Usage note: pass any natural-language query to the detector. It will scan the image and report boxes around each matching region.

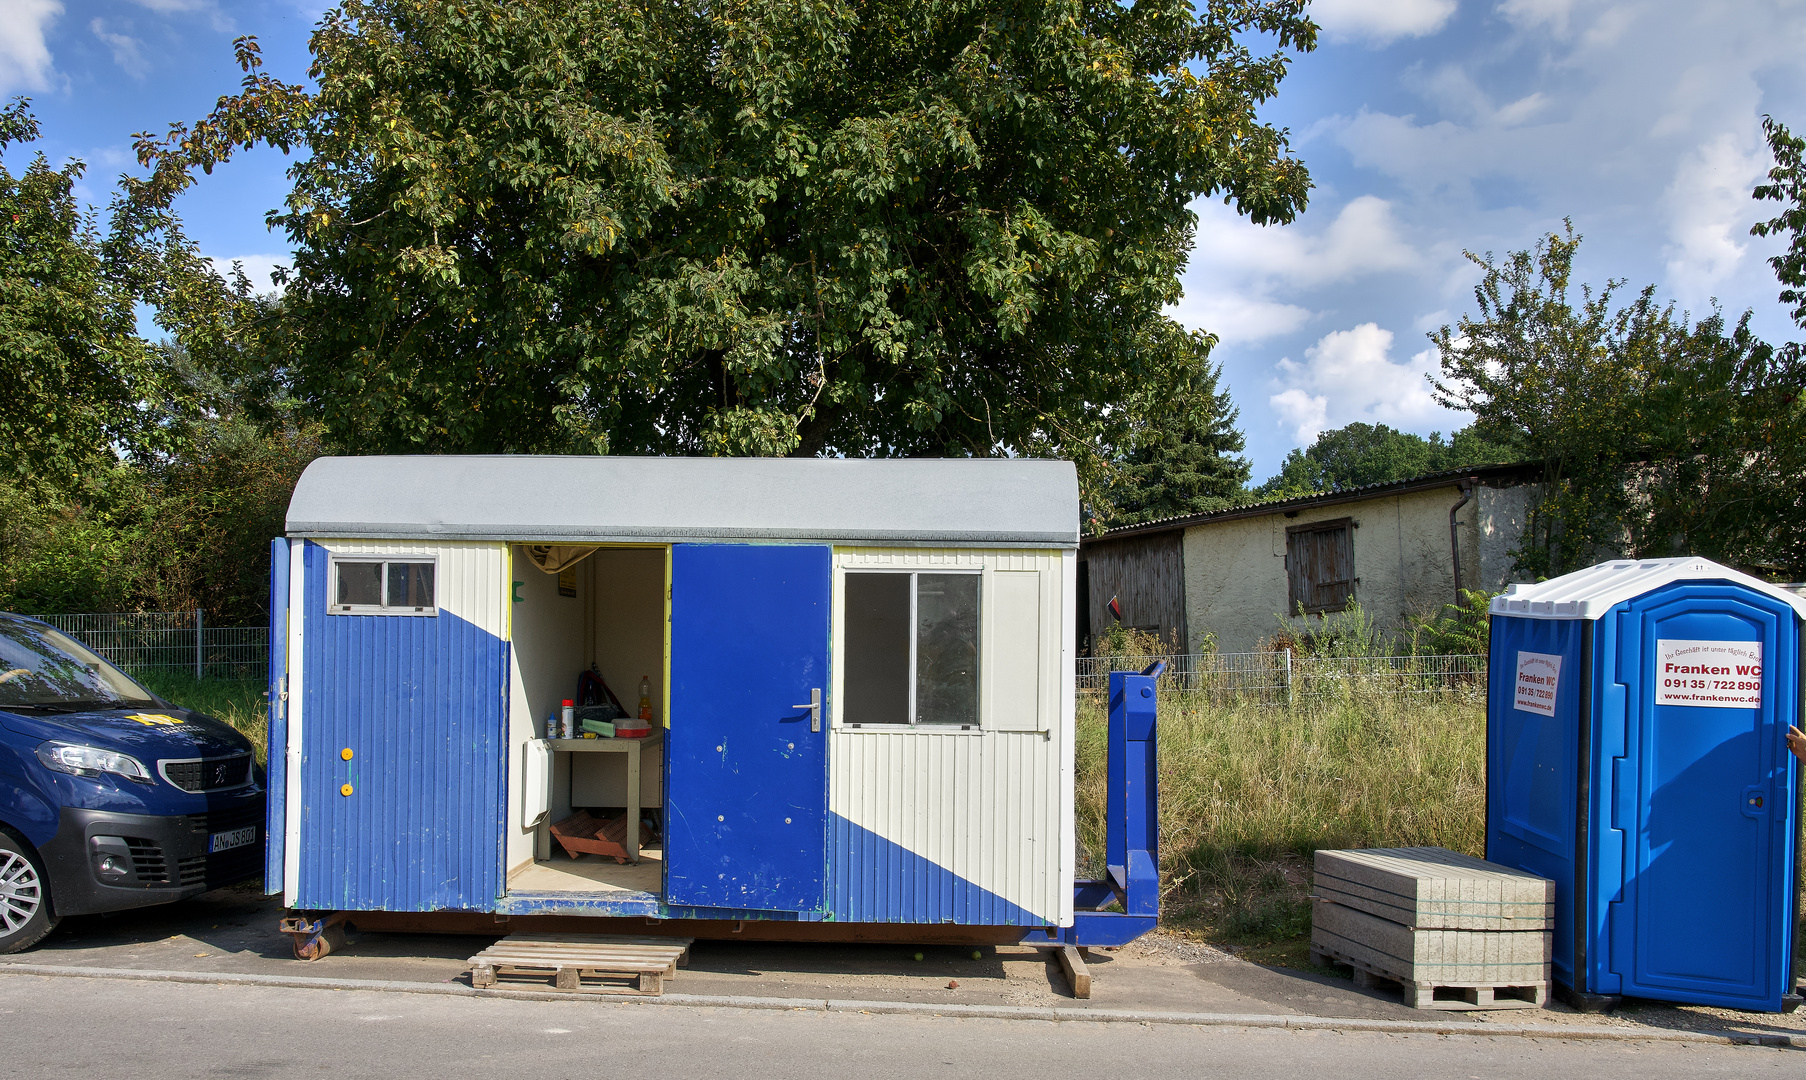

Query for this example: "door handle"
[791,688,822,733]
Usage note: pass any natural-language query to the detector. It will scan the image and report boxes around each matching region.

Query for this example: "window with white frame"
[843,570,979,726]
[329,556,438,615]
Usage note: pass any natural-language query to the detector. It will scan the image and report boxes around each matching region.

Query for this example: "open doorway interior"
[505,544,667,897]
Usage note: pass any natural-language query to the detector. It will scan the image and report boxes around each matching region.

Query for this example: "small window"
[1285,518,1355,614]
[844,571,979,727]
[330,557,437,615]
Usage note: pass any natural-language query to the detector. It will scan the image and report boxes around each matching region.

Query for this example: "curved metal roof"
[1490,556,1806,621]
[286,455,1080,548]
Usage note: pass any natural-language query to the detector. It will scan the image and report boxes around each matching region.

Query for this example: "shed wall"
[828,547,1073,925]
[1083,532,1185,652]
[1180,485,1481,653]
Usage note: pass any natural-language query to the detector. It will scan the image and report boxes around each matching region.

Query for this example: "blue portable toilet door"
[1614,586,1799,1010]
[665,544,831,913]
[295,541,509,912]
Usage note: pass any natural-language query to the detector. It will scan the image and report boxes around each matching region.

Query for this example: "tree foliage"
[1255,422,1511,499]
[0,100,228,487]
[1753,116,1806,335]
[1432,225,1806,579]
[134,2,1315,481]
[1097,347,1249,528]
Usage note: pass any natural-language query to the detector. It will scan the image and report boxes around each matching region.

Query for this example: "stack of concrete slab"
[1309,847,1554,1011]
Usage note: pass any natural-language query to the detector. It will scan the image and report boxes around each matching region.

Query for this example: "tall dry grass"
[1076,681,1486,953]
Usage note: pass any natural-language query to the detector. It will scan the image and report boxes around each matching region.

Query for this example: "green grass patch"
[1076,684,1485,966]
[134,672,269,766]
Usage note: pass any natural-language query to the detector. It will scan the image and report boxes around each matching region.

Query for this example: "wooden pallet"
[469,934,694,996]
[1310,941,1548,1012]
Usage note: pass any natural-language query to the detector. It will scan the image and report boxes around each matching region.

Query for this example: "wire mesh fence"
[1076,651,1488,704]
[33,611,268,681]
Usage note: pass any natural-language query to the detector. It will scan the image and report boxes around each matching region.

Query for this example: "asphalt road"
[1,973,1799,1080]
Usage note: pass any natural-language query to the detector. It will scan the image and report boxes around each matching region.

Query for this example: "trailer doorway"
[505,544,669,911]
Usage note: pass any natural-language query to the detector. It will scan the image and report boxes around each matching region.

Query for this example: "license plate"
[209,826,257,853]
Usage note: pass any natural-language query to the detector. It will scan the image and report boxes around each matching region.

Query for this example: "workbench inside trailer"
[266,456,1102,938]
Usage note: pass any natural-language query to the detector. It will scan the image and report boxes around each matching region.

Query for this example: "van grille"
[124,837,169,883]
[183,806,262,835]
[158,754,252,793]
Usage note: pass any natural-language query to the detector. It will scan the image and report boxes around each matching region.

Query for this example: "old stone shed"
[1080,463,1542,654]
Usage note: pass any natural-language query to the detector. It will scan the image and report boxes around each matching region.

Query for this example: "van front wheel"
[0,832,56,953]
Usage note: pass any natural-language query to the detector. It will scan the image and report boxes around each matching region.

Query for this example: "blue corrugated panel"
[265,538,289,897]
[296,542,506,911]
[827,812,1041,925]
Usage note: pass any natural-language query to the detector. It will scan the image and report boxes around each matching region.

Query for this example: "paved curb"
[1,962,1797,1048]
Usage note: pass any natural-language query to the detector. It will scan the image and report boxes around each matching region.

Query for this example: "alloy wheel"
[0,850,43,933]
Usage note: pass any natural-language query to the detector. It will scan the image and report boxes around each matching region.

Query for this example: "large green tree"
[0,101,235,488]
[135,1,1315,477]
[1432,224,1806,578]
[1254,422,1511,499]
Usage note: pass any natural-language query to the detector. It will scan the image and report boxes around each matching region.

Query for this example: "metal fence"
[34,611,268,681]
[1076,651,1488,704]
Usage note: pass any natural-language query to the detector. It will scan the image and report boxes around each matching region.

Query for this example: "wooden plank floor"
[507,851,662,895]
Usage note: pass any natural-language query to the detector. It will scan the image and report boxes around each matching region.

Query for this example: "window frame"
[327,554,440,616]
[837,567,983,731]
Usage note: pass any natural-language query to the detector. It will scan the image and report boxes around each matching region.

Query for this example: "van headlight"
[37,741,152,783]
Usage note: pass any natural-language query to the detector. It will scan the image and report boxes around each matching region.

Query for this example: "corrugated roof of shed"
[1490,556,1806,621]
[287,455,1080,548]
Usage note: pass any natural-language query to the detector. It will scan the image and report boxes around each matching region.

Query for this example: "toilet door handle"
[792,688,822,732]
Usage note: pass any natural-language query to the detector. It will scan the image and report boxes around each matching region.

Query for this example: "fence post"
[195,608,204,681]
[1281,647,1292,706]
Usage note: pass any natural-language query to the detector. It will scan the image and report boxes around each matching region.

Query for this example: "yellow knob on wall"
[341,748,354,761]
[340,783,354,797]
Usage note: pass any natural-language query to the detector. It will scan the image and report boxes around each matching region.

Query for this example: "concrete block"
[1311,900,1551,987]
[1313,846,1554,930]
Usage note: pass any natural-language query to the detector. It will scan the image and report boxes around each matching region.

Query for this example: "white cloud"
[1268,324,1459,443]
[91,19,149,80]
[0,0,60,95]
[1171,293,1312,345]
[1312,0,1458,44]
[1496,0,1578,34]
[208,254,291,293]
[1662,132,1770,302]
[1175,196,1420,344]
[127,0,232,33]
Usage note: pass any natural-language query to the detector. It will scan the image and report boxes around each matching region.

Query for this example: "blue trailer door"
[295,542,509,912]
[1613,586,1798,1010]
[666,544,831,913]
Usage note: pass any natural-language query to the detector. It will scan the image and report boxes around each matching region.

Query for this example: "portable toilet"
[1487,557,1803,1012]
[265,455,1159,952]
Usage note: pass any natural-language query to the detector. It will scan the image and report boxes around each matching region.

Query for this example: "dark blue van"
[0,613,264,952]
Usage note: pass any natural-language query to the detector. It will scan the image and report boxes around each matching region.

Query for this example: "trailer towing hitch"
[1063,663,1161,947]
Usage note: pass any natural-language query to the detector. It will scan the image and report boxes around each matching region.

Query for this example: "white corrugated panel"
[828,547,1073,924]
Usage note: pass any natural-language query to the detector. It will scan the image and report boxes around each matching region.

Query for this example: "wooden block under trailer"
[1311,901,1549,1011]
[468,934,693,996]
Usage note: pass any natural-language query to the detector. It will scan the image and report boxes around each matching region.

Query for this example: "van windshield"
[0,617,158,710]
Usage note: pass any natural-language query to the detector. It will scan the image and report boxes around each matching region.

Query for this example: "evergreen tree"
[1099,354,1251,528]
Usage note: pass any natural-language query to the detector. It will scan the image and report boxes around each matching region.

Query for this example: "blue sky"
[5,0,1804,480]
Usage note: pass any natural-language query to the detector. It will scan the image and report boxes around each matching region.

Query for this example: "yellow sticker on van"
[123,713,188,727]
